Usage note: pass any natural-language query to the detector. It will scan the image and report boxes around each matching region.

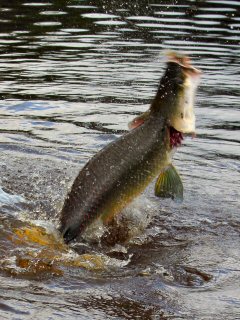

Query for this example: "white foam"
[0,187,25,207]
[82,195,156,244]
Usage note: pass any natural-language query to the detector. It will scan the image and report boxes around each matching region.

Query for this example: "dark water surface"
[0,0,240,319]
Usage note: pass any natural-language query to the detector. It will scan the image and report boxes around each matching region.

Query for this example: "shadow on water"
[0,0,240,319]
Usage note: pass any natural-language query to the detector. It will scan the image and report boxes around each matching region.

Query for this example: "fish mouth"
[167,52,202,136]
[169,126,196,148]
[169,126,184,148]
[167,51,202,75]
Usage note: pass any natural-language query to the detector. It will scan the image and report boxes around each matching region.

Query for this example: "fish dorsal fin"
[155,164,183,202]
[128,110,150,130]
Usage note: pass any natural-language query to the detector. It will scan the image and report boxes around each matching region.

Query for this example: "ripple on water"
[33,22,62,27]
[82,13,120,19]
[67,5,98,9]
[200,7,237,12]
[39,11,68,16]
[22,2,52,6]
[207,0,240,5]
[154,11,186,16]
[94,20,127,26]
[60,28,89,33]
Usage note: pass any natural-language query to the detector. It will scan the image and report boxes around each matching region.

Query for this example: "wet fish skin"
[59,54,201,243]
[60,116,170,243]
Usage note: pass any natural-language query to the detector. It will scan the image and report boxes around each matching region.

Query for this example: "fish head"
[152,52,202,135]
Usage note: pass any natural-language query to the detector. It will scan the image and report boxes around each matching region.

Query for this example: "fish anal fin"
[155,164,183,202]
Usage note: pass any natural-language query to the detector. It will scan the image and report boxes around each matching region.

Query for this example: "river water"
[0,0,240,319]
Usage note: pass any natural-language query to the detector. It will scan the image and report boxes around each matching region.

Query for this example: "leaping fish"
[59,52,201,243]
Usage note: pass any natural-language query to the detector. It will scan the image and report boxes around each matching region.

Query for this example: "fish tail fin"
[59,224,82,244]
[155,164,183,202]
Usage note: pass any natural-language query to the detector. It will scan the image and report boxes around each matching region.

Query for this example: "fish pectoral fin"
[128,110,150,130]
[154,164,183,202]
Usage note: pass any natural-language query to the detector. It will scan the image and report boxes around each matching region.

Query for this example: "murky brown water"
[0,0,240,319]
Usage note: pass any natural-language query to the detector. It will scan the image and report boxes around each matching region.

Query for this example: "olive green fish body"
[60,116,170,243]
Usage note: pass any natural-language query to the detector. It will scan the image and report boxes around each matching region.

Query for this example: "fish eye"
[176,77,184,86]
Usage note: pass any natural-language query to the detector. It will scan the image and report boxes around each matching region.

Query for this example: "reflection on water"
[0,0,240,319]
